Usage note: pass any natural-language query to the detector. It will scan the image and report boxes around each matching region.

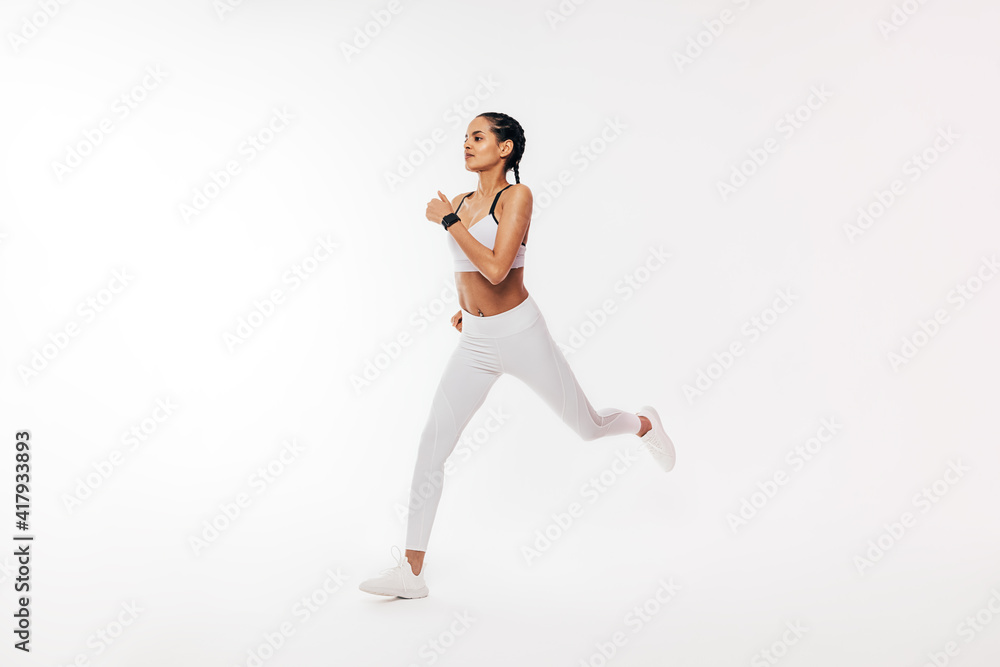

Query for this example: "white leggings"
[404,293,642,552]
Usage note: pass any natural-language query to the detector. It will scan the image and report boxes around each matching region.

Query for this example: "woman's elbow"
[488,260,509,285]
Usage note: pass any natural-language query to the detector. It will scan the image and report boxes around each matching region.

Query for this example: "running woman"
[359,112,675,599]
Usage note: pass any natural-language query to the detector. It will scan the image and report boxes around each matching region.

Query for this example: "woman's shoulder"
[496,184,532,221]
[504,183,532,198]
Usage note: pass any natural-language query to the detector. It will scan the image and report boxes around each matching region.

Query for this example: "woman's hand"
[451,310,463,332]
[425,191,455,224]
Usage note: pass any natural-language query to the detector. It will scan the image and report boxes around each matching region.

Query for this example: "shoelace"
[377,545,415,590]
[378,545,406,576]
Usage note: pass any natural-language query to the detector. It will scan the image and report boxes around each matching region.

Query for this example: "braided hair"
[476,112,526,184]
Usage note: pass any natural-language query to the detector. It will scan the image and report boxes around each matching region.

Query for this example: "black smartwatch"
[441,213,461,230]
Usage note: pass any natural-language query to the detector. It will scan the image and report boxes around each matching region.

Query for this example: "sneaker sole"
[359,583,428,599]
[639,405,675,472]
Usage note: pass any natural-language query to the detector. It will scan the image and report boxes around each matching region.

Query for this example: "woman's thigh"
[496,316,585,425]
[417,333,503,457]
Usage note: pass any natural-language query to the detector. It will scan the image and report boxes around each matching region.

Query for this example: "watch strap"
[442,212,461,230]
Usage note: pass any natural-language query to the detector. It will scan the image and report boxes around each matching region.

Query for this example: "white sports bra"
[446,184,526,273]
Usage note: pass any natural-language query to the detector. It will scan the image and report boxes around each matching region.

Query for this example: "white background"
[2,0,999,665]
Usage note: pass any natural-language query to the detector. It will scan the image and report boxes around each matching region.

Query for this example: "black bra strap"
[455,192,474,214]
[489,184,514,217]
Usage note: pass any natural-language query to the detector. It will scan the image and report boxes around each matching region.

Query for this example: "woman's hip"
[460,293,542,339]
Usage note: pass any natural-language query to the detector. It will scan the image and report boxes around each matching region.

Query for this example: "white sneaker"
[358,545,429,599]
[637,405,675,472]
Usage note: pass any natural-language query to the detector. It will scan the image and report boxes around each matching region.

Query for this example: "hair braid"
[476,112,526,184]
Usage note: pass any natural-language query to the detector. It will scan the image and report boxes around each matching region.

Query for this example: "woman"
[359,112,675,599]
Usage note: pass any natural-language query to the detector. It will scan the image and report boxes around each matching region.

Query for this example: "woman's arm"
[448,184,532,284]
[485,184,531,284]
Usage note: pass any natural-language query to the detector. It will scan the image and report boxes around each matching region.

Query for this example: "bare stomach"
[456,267,528,317]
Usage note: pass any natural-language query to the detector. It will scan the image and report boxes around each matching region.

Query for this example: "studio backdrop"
[1,0,998,666]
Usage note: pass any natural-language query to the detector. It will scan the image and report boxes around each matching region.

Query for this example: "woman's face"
[464,117,508,171]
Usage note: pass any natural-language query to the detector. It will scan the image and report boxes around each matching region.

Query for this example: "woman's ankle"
[405,549,425,576]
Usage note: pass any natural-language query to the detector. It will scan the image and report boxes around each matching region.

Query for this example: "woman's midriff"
[456,267,528,317]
